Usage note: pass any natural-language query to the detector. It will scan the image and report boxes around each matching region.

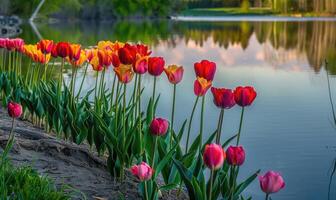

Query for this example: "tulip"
[203,143,226,170]
[259,171,285,199]
[69,44,81,61]
[131,162,153,181]
[85,49,95,62]
[0,38,7,48]
[164,65,184,84]
[37,39,54,54]
[118,43,137,65]
[133,56,148,74]
[98,50,112,67]
[90,56,104,72]
[111,53,120,68]
[12,38,25,52]
[226,146,245,166]
[56,42,70,58]
[136,44,151,57]
[114,65,134,84]
[148,57,165,76]
[150,118,169,136]
[234,86,257,107]
[211,87,236,109]
[51,43,58,58]
[194,77,212,96]
[194,60,216,81]
[5,39,15,51]
[234,86,257,145]
[69,50,86,67]
[7,102,22,118]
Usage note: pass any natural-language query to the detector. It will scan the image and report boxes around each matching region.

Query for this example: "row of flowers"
[0,37,284,200]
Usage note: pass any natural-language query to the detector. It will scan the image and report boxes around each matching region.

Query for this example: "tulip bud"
[211,87,236,109]
[194,60,216,81]
[150,118,169,136]
[234,86,257,107]
[148,57,165,76]
[164,65,184,84]
[131,162,153,181]
[203,143,226,170]
[259,171,285,194]
[194,77,212,96]
[226,146,245,166]
[56,42,70,58]
[7,102,22,118]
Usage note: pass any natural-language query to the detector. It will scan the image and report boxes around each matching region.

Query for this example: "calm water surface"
[13,20,336,200]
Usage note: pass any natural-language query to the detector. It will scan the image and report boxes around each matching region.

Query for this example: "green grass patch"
[0,160,70,200]
[180,7,275,16]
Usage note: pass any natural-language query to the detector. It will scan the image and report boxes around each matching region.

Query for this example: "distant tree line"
[184,0,336,13]
[1,0,186,19]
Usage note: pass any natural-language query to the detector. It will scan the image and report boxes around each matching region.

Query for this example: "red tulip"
[136,44,151,57]
[0,38,7,48]
[234,86,257,107]
[7,102,22,118]
[148,57,165,76]
[118,43,137,65]
[12,38,25,52]
[111,53,120,68]
[259,171,285,194]
[51,43,58,58]
[194,77,212,96]
[37,39,54,54]
[85,49,95,62]
[211,87,236,109]
[194,60,216,81]
[164,65,184,84]
[226,146,245,166]
[56,42,70,58]
[133,56,148,74]
[203,143,226,170]
[150,117,169,136]
[114,65,134,84]
[131,162,153,181]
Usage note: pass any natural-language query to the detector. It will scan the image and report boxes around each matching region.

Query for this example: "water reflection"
[17,20,336,74]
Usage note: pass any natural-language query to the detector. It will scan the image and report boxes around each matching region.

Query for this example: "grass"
[180,7,275,16]
[0,158,69,200]
[180,7,336,17]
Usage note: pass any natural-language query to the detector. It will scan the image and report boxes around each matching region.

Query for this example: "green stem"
[209,169,214,200]
[144,181,149,200]
[215,109,224,144]
[110,73,117,112]
[137,75,143,154]
[121,84,127,180]
[43,53,48,80]
[151,136,158,168]
[199,96,205,151]
[94,71,99,100]
[114,81,120,135]
[76,63,88,99]
[265,194,269,200]
[236,107,245,146]
[185,96,199,153]
[152,76,157,103]
[170,84,176,149]
[60,58,64,87]
[8,117,15,142]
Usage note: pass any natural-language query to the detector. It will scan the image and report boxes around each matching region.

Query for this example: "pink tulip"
[150,118,169,136]
[0,38,7,48]
[259,171,285,194]
[226,146,245,166]
[203,143,226,170]
[7,102,22,118]
[211,87,236,109]
[131,162,153,181]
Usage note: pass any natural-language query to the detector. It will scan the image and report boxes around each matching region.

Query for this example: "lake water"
[13,19,336,199]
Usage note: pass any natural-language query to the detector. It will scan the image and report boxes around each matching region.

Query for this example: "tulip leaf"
[234,169,260,199]
[172,159,196,200]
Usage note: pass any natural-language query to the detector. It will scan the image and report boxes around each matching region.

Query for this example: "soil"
[0,108,188,200]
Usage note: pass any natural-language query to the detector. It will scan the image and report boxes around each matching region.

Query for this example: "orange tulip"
[37,39,54,54]
[114,65,134,84]
[164,65,184,84]
[194,77,212,96]
[69,50,87,67]
[69,44,81,61]
[98,49,112,67]
[90,55,103,71]
[133,56,148,74]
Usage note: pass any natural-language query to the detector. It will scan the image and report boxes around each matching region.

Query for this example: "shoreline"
[171,15,336,22]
